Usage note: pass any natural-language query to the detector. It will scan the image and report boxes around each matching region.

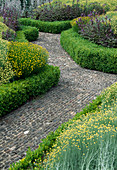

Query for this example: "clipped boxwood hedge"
[0,65,60,117]
[18,18,72,34]
[19,25,39,41]
[60,28,117,74]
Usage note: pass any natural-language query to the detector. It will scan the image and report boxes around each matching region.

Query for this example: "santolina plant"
[7,42,49,79]
[41,100,117,170]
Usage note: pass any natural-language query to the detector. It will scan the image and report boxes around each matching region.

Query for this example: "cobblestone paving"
[0,32,117,169]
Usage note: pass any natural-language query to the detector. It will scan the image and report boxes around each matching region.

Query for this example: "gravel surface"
[0,32,117,169]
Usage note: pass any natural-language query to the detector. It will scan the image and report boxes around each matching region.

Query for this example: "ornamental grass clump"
[7,42,49,79]
[77,13,117,48]
[42,100,117,170]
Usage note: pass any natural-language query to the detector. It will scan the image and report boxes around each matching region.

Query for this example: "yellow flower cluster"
[43,98,117,169]
[7,42,49,78]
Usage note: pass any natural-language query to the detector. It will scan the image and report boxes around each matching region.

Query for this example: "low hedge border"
[15,25,39,42]
[60,28,117,74]
[0,65,60,117]
[19,25,39,41]
[18,18,72,34]
[9,93,102,169]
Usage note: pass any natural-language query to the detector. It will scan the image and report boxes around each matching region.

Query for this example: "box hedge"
[60,28,117,74]
[19,25,39,41]
[18,18,71,34]
[0,65,60,117]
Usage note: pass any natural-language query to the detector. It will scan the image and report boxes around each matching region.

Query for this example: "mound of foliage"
[78,14,117,48]
[42,101,117,170]
[33,1,106,22]
[7,41,49,80]
[52,0,116,11]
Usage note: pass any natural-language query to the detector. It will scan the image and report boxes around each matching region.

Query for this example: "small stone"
[10,146,16,151]
[24,131,29,135]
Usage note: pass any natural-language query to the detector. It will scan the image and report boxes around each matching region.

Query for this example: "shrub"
[60,29,117,73]
[77,14,117,48]
[0,21,9,38]
[83,2,109,15]
[33,1,83,22]
[52,0,115,11]
[42,101,117,170]
[18,18,71,34]
[70,16,91,32]
[111,16,117,36]
[2,28,16,41]
[19,25,39,41]
[99,11,117,36]
[7,42,49,79]
[0,64,60,117]
[15,30,28,42]
[0,3,21,31]
[0,38,14,85]
[101,82,117,109]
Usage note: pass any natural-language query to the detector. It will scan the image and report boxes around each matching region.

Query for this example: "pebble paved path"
[0,32,117,169]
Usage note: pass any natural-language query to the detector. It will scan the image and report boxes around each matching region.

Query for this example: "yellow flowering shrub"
[7,42,49,79]
[101,82,117,107]
[43,101,117,169]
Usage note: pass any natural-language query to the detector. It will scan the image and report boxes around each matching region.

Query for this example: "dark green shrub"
[0,65,60,117]
[18,18,71,33]
[19,25,39,41]
[60,29,117,73]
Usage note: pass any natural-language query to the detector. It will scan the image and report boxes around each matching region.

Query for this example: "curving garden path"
[0,32,117,169]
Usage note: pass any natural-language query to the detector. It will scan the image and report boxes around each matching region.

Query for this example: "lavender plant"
[77,13,117,48]
[2,28,16,41]
[33,1,83,21]
[0,3,21,31]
